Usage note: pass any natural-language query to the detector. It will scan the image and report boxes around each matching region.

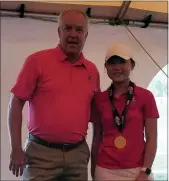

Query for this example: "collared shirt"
[10,45,100,143]
[95,84,159,169]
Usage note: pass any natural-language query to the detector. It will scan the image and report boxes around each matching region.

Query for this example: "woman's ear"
[130,58,135,70]
[131,64,134,70]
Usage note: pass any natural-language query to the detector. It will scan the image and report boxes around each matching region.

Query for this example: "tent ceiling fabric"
[39,1,123,7]
[1,1,168,24]
[129,1,168,14]
[38,1,168,14]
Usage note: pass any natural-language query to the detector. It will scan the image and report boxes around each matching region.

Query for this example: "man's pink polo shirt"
[10,45,100,143]
[95,84,159,169]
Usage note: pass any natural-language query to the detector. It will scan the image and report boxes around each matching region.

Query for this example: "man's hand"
[135,171,149,181]
[9,148,26,177]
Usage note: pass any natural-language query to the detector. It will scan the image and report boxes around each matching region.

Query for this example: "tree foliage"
[148,65,167,97]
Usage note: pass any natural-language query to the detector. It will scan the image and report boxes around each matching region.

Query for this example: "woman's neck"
[113,79,130,95]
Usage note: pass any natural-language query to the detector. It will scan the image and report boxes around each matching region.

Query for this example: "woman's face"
[105,57,133,83]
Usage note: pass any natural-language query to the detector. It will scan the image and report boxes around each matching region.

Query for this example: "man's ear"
[85,31,88,39]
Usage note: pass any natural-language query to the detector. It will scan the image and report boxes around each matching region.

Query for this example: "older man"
[8,9,100,181]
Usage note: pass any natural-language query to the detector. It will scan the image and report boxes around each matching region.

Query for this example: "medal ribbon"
[108,81,134,132]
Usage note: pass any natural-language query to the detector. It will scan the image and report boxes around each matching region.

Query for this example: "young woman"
[91,44,159,181]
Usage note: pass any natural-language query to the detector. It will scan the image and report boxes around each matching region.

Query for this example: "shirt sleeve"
[90,94,101,124]
[96,70,101,93]
[90,71,101,124]
[143,90,160,119]
[10,55,40,101]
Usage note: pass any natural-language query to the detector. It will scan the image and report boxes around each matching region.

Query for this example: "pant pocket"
[24,139,32,153]
[79,141,90,164]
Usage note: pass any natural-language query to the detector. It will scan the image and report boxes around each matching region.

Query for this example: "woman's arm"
[91,120,103,179]
[143,117,157,168]
[90,94,102,179]
[136,117,158,181]
[141,91,159,169]
[136,91,159,180]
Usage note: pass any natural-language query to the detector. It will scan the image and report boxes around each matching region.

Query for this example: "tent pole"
[115,1,131,22]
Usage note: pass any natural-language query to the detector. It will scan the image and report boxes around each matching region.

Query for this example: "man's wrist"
[11,144,22,151]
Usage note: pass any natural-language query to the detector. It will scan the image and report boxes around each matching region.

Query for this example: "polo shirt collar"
[106,82,138,99]
[55,45,87,67]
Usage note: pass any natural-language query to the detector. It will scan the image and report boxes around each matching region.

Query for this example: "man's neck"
[67,54,80,63]
[59,44,81,63]
[113,79,130,95]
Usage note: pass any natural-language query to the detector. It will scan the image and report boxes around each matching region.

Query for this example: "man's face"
[58,11,88,56]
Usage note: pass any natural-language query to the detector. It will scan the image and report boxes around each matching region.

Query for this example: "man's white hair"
[58,9,89,29]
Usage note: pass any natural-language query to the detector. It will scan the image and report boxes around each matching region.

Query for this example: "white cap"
[105,44,133,62]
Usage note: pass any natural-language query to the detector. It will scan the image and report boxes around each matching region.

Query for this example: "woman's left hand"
[135,171,149,181]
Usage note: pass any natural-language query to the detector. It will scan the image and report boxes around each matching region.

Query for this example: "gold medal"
[114,136,127,149]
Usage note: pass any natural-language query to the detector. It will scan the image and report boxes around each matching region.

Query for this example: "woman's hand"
[135,171,149,181]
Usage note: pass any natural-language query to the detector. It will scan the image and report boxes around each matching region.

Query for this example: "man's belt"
[28,133,85,151]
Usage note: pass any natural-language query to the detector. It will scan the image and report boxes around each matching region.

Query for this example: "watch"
[141,167,151,175]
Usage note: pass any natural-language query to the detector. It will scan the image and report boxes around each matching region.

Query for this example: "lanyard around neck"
[108,81,135,132]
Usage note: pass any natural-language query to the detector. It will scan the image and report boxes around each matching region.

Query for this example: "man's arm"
[7,94,27,177]
[7,94,26,150]
[8,54,39,177]
[8,55,38,148]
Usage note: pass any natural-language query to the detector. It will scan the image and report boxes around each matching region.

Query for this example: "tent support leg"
[115,1,131,23]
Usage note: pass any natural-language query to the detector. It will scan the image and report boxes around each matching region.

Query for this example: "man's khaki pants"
[23,139,90,181]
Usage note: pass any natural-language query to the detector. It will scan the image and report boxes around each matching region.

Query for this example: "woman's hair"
[104,57,136,69]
